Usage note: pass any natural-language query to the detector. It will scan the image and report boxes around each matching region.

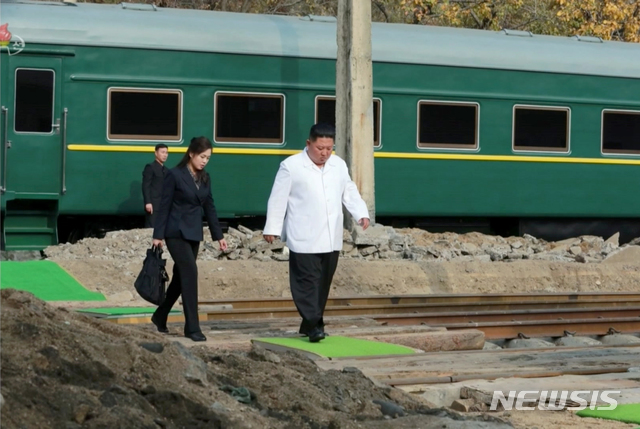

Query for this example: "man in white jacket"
[263,123,370,342]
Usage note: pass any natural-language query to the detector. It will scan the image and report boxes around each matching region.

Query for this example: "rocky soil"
[43,224,631,264]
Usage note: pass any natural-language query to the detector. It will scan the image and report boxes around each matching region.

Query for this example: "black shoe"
[151,313,169,333]
[301,327,329,337]
[308,328,325,343]
[186,332,207,342]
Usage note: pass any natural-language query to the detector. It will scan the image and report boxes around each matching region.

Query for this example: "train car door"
[3,55,63,196]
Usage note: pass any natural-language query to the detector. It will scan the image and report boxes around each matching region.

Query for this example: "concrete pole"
[336,0,375,224]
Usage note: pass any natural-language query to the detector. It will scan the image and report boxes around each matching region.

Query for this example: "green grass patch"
[1,260,106,301]
[254,335,416,358]
[577,403,640,424]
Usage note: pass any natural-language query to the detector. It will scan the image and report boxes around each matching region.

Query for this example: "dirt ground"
[54,258,640,306]
[503,410,636,429]
[2,289,517,429]
[39,226,640,304]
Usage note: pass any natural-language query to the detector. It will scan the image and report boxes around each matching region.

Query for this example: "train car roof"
[3,0,640,79]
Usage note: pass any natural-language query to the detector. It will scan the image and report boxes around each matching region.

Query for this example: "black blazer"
[142,161,166,207]
[153,166,224,242]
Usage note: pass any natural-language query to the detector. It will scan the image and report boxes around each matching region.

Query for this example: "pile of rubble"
[43,224,633,264]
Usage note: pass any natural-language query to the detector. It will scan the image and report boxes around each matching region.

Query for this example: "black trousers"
[154,238,201,335]
[289,250,340,334]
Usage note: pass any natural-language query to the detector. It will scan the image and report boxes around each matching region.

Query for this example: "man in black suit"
[142,144,169,228]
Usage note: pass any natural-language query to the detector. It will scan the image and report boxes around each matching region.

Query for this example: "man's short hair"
[155,144,168,151]
[309,123,335,141]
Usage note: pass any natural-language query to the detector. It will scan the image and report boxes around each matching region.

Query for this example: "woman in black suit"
[151,137,228,342]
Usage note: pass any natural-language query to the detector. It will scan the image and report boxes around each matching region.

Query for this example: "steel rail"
[374,306,640,325]
[199,292,640,309]
[199,300,640,320]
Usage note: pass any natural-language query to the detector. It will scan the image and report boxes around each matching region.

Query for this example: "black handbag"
[134,245,169,305]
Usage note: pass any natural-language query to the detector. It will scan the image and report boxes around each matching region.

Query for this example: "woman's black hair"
[177,137,212,183]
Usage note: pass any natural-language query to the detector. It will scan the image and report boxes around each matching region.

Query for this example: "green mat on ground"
[0,260,106,301]
[253,336,416,358]
[78,307,180,317]
[577,403,640,424]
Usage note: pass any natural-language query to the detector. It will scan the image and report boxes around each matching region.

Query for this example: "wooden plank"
[316,346,640,383]
[328,343,640,360]
[398,372,640,408]
[354,329,484,352]
[460,374,640,401]
[460,374,640,410]
[321,344,640,368]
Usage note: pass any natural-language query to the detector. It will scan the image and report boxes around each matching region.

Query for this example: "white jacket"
[264,148,369,253]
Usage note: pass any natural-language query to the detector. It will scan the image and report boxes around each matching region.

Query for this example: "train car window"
[513,106,570,152]
[315,96,382,147]
[602,110,640,154]
[417,101,478,149]
[214,92,284,144]
[108,88,182,141]
[15,69,54,133]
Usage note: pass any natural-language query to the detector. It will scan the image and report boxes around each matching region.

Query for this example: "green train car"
[2,1,640,250]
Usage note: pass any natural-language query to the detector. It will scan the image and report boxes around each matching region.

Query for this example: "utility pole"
[335,0,375,224]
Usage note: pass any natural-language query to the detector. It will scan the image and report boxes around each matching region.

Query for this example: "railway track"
[199,292,640,308]
[189,294,640,400]
[194,293,640,340]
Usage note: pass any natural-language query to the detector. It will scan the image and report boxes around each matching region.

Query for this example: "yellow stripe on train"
[66,144,640,165]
